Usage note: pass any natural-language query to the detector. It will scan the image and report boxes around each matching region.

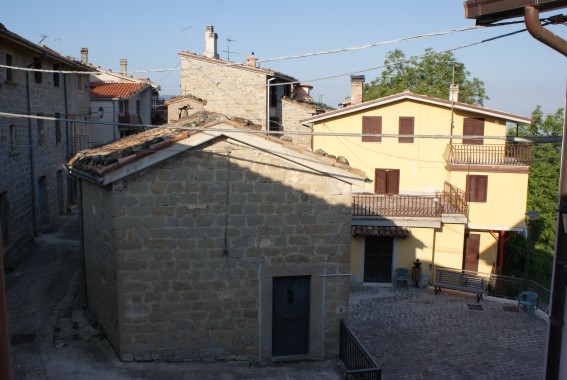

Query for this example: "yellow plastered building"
[302,86,532,284]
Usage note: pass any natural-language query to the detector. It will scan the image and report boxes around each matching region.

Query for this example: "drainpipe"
[524,6,567,380]
[25,70,37,236]
[266,78,275,131]
[524,6,567,57]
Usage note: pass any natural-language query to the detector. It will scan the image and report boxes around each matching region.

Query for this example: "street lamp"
[98,106,104,119]
[524,210,539,288]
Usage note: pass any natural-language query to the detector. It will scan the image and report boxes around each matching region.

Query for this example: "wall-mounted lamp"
[98,106,104,119]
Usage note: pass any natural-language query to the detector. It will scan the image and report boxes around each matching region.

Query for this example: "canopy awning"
[351,225,411,238]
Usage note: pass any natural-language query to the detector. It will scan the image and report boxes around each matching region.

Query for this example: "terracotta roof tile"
[90,82,148,99]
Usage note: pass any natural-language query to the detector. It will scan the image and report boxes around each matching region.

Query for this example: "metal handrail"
[340,319,382,379]
[444,143,532,166]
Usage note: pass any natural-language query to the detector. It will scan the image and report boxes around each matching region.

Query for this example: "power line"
[0,111,561,143]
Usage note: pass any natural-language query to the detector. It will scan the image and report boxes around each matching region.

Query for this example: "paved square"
[348,285,548,379]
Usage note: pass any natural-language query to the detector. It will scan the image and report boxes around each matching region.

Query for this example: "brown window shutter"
[463,118,484,145]
[387,169,400,194]
[466,175,488,202]
[374,169,387,194]
[362,116,381,142]
[399,117,414,143]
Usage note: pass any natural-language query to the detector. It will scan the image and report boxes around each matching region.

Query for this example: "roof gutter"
[524,5,567,57]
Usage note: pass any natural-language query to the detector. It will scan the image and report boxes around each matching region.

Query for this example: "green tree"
[504,106,563,286]
[363,48,488,106]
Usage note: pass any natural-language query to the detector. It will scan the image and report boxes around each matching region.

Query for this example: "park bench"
[433,267,487,302]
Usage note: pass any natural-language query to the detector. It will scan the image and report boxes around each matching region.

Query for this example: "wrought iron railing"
[486,275,550,313]
[443,143,532,166]
[431,266,550,313]
[340,319,382,380]
[352,182,468,218]
[439,181,469,216]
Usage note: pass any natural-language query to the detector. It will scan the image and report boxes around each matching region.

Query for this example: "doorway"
[272,276,310,356]
[364,236,394,282]
[464,233,480,272]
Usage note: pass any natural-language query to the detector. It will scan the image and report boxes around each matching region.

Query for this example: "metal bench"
[433,267,487,302]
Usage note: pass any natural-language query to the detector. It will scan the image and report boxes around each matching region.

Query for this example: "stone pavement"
[348,285,548,380]
[4,212,548,379]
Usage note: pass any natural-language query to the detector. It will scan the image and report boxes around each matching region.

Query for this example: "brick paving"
[348,285,547,380]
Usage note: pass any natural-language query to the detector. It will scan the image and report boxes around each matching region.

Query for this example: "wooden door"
[272,276,310,356]
[364,236,394,282]
[464,233,480,272]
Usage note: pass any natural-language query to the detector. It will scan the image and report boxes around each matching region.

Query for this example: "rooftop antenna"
[222,37,239,61]
[181,26,192,51]
[38,34,48,45]
[54,37,62,53]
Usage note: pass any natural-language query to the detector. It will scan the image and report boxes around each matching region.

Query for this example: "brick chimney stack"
[120,58,128,75]
[246,52,257,67]
[80,48,88,64]
[203,25,219,59]
[350,75,365,105]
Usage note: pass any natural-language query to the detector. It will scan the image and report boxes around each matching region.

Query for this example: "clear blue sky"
[4,0,566,117]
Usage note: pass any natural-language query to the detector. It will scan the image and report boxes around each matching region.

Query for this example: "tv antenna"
[38,34,48,45]
[54,37,62,53]
[181,26,192,51]
[222,37,239,61]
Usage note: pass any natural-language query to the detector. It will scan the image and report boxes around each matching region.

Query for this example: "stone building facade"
[178,25,326,148]
[0,24,92,265]
[68,114,365,362]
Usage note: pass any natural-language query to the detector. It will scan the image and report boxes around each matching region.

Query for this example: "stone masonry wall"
[108,137,352,361]
[180,56,267,128]
[0,40,90,266]
[82,181,120,350]
[281,98,317,150]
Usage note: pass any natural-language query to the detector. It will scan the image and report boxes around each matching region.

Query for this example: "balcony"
[444,143,532,166]
[352,182,468,218]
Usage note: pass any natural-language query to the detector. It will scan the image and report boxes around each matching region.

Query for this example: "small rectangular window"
[399,117,414,144]
[9,125,17,151]
[6,54,13,82]
[119,100,129,115]
[270,85,277,107]
[466,175,488,202]
[136,100,141,116]
[374,168,400,195]
[362,116,382,142]
[77,73,82,91]
[463,118,485,145]
[34,59,42,84]
[53,64,60,87]
[55,113,62,144]
[37,118,45,145]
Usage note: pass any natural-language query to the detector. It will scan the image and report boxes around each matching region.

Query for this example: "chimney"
[246,52,257,67]
[350,75,365,105]
[449,83,459,102]
[203,25,219,59]
[120,58,128,75]
[80,48,88,64]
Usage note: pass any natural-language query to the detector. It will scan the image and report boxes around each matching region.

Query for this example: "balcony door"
[374,169,399,195]
[364,236,393,283]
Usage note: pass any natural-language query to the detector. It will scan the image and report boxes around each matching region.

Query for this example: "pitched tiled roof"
[301,90,532,125]
[90,82,148,99]
[67,110,365,184]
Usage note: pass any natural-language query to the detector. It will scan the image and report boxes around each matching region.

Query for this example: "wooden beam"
[464,0,567,24]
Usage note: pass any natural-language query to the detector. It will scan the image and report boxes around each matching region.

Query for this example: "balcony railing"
[340,319,382,379]
[353,182,468,218]
[443,143,532,166]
